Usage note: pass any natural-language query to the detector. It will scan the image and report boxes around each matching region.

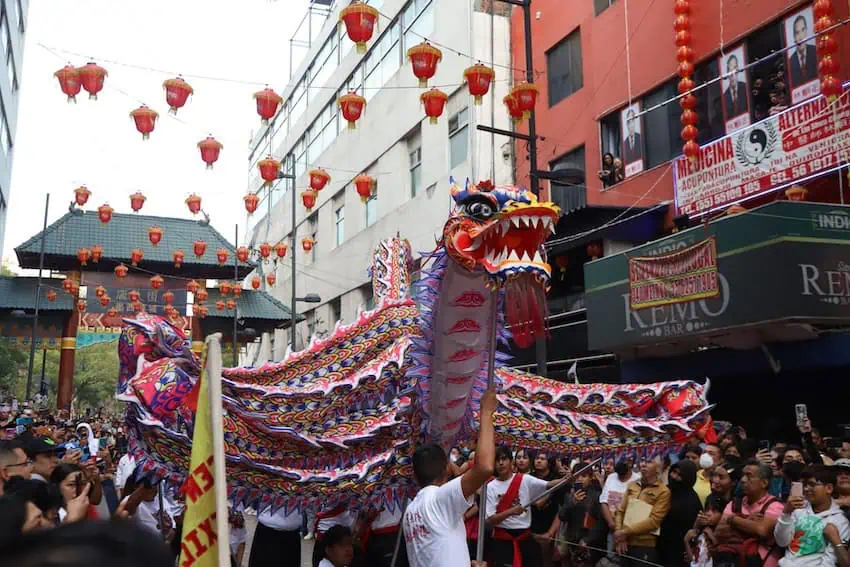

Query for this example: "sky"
[2,0,312,269]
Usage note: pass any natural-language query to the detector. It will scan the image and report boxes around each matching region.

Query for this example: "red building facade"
[511,0,850,217]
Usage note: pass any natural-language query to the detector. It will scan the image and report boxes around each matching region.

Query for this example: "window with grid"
[546,29,583,106]
[309,34,338,102]
[594,0,617,16]
[403,0,434,51]
[335,205,345,246]
[409,146,422,197]
[364,21,401,102]
[448,107,469,169]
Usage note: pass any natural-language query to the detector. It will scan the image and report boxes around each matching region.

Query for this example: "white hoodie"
[775,500,850,566]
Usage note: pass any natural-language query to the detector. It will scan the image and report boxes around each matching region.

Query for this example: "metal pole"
[290,175,298,352]
[26,193,49,401]
[233,224,239,367]
[157,481,166,539]
[475,290,500,562]
[39,349,47,398]
[388,498,409,567]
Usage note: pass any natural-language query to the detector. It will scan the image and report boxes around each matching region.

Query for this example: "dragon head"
[443,179,560,347]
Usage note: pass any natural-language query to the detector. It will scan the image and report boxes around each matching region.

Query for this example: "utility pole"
[477,0,548,377]
[26,194,50,400]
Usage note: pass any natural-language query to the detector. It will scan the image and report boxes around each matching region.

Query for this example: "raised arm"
[460,388,497,500]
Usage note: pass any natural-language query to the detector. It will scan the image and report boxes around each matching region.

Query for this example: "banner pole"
[475,290,500,563]
[205,333,231,567]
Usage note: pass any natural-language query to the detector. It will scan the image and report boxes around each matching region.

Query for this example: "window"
[290,79,307,127]
[0,99,11,156]
[309,34,338,103]
[334,205,345,246]
[0,11,8,64]
[409,146,422,197]
[745,22,787,122]
[14,0,23,33]
[549,146,586,209]
[6,55,15,92]
[600,113,621,160]
[546,29,583,106]
[330,297,342,325]
[307,310,316,339]
[642,82,680,169]
[403,0,435,51]
[363,21,401,102]
[448,107,469,169]
[362,285,375,311]
[594,0,617,15]
[366,193,377,227]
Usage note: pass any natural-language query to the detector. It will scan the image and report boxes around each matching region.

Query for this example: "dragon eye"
[466,201,494,220]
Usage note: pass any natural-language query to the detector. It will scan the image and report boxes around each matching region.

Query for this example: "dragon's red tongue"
[504,273,549,348]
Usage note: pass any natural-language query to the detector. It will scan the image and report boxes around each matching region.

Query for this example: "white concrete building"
[245,0,513,358]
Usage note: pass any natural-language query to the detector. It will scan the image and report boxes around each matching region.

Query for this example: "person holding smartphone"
[49,463,93,523]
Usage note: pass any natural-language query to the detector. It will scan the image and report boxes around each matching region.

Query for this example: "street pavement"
[241,513,314,567]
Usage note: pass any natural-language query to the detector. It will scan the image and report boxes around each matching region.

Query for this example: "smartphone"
[74,474,83,497]
[80,447,90,462]
[791,481,804,498]
[795,404,808,427]
[759,440,771,452]
[98,438,107,450]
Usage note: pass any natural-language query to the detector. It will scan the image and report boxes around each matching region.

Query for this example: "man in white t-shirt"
[248,505,302,567]
[485,445,562,567]
[403,388,498,567]
[600,458,640,558]
[114,453,136,498]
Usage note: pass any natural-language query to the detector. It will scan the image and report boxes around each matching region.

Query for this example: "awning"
[546,202,670,256]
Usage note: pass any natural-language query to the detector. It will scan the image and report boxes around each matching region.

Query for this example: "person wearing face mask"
[659,460,704,567]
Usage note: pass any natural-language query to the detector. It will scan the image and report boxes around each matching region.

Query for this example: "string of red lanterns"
[674,0,700,161]
[814,0,841,100]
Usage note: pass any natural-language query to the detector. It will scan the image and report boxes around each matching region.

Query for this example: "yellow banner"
[178,349,220,567]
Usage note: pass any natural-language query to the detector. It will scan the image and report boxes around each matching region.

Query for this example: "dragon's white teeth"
[532,250,544,263]
[501,220,510,234]
[520,251,532,262]
[508,250,520,262]
[511,216,521,228]
[541,217,552,229]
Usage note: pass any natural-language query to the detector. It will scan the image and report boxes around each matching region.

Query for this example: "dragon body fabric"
[118,181,711,514]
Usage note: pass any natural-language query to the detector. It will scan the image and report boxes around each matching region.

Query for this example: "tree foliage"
[0,340,27,395]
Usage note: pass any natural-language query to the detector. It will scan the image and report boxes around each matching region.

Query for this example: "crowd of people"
[2,395,850,567]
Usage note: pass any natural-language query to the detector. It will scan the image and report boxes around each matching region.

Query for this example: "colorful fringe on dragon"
[116,180,712,514]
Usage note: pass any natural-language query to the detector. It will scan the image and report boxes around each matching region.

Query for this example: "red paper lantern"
[680,110,698,126]
[219,281,232,295]
[77,62,107,100]
[74,185,90,207]
[339,0,379,53]
[196,288,208,303]
[226,299,237,311]
[216,300,225,311]
[822,75,842,100]
[150,275,164,290]
[232,286,242,298]
[309,168,331,192]
[251,276,261,290]
[818,33,839,55]
[673,0,690,14]
[97,203,114,224]
[130,105,159,140]
[106,307,118,318]
[162,76,193,114]
[94,285,106,298]
[819,54,840,76]
[78,299,87,313]
[63,277,75,293]
[302,237,315,252]
[129,191,146,213]
[673,14,690,32]
[163,291,174,305]
[676,46,695,63]
[421,88,448,125]
[354,173,374,203]
[148,226,163,247]
[216,248,229,266]
[194,304,208,318]
[266,273,276,287]
[587,242,602,259]
[275,242,288,259]
[197,136,223,169]
[133,301,144,313]
[128,290,140,303]
[338,92,367,129]
[173,250,185,268]
[54,65,81,102]
[407,42,442,88]
[681,125,698,141]
[302,189,318,211]
[259,242,271,259]
[258,156,281,186]
[679,94,697,111]
[185,194,202,215]
[99,294,111,307]
[187,280,200,294]
[237,246,250,263]
[130,248,144,266]
[244,193,260,215]
[164,305,176,319]
[77,248,90,266]
[69,280,80,296]
[510,82,540,118]
[114,264,129,279]
[464,63,495,105]
[90,244,103,264]
[675,30,692,47]
[503,94,524,124]
[683,140,700,160]
[46,290,57,302]
[253,88,283,124]
[786,186,809,202]
[677,61,695,79]
[678,78,695,94]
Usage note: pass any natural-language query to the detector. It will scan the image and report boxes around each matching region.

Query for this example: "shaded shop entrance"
[584,200,850,441]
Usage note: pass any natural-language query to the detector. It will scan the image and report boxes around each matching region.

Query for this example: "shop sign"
[674,86,850,216]
[628,237,719,310]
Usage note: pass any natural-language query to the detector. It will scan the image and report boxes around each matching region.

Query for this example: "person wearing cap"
[26,436,61,482]
[834,458,850,524]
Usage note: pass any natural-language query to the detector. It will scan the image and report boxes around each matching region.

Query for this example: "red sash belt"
[314,505,345,536]
[362,523,398,547]
[492,527,531,567]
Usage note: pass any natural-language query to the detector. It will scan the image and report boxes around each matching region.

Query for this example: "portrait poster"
[620,102,644,177]
[784,6,820,105]
[719,45,751,133]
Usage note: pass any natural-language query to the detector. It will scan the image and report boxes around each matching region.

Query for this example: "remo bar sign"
[628,237,720,310]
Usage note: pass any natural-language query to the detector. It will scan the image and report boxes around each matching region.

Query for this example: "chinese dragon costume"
[117,180,712,514]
